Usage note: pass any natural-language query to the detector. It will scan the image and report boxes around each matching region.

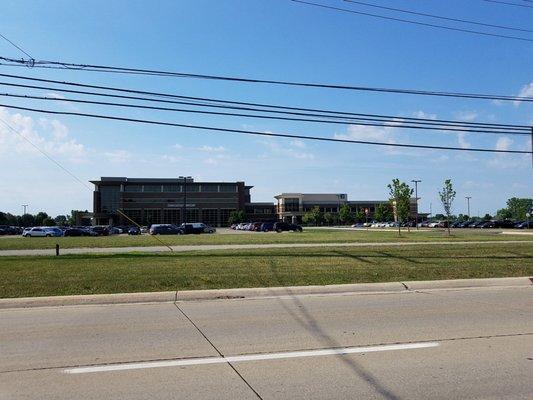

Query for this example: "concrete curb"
[0,277,531,309]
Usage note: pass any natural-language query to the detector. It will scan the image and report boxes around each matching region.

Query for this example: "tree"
[506,198,533,220]
[496,207,512,220]
[338,204,353,225]
[302,206,323,226]
[354,210,365,223]
[42,217,56,226]
[19,213,35,227]
[34,212,49,226]
[439,179,456,236]
[54,215,68,226]
[228,210,246,225]
[374,203,393,222]
[388,179,413,235]
[323,212,335,226]
[483,213,492,221]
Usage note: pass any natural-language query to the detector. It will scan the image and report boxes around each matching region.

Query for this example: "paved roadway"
[1,286,532,399]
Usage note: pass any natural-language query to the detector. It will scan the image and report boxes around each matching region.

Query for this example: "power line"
[344,0,533,33]
[291,0,533,42]
[0,33,33,59]
[1,56,532,103]
[2,92,530,136]
[0,102,530,154]
[483,0,533,8]
[0,73,529,130]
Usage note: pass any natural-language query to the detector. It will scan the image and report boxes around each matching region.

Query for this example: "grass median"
[0,229,531,251]
[1,242,531,298]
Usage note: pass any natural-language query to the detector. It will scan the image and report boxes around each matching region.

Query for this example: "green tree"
[338,204,353,225]
[439,179,456,236]
[354,210,365,223]
[496,208,512,220]
[388,179,413,235]
[20,214,35,227]
[483,213,492,221]
[374,203,393,222]
[302,206,323,226]
[34,212,49,226]
[323,212,334,226]
[42,217,56,226]
[54,215,68,226]
[506,197,533,220]
[228,210,246,225]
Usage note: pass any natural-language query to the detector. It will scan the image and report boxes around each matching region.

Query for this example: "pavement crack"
[173,302,264,400]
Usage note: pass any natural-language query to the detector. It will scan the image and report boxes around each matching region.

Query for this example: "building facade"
[91,177,252,226]
[274,193,418,223]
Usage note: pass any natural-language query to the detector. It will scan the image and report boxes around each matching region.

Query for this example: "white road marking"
[64,341,439,374]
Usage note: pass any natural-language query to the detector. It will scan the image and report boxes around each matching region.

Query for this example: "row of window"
[123,184,238,193]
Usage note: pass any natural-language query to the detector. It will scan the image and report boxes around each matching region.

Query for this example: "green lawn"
[1,242,531,298]
[0,229,531,251]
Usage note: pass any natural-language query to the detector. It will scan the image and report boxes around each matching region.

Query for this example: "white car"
[22,227,51,237]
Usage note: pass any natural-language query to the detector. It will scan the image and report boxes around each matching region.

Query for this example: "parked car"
[108,227,122,235]
[273,222,303,233]
[514,221,531,229]
[180,223,216,234]
[128,226,141,235]
[450,221,463,229]
[251,222,263,231]
[479,221,496,229]
[495,220,516,229]
[90,226,109,236]
[44,227,63,237]
[22,227,50,237]
[260,221,275,232]
[0,225,20,235]
[149,224,183,235]
[468,221,484,228]
[63,227,93,236]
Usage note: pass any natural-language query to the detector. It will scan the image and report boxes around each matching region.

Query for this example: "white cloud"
[0,107,85,161]
[104,149,131,163]
[457,133,471,149]
[173,143,183,150]
[290,139,306,148]
[335,124,396,142]
[455,111,478,122]
[495,136,513,151]
[262,137,315,160]
[161,154,181,163]
[514,82,533,106]
[413,111,437,120]
[197,145,226,153]
[45,92,65,100]
[462,181,495,190]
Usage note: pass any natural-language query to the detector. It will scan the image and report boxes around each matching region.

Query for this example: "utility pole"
[22,204,28,215]
[465,196,471,218]
[179,176,192,225]
[411,180,421,230]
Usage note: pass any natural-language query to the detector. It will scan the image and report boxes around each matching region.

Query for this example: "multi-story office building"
[274,193,418,223]
[91,177,253,226]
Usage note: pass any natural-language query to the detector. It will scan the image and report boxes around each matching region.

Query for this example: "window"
[185,208,199,222]
[202,184,219,193]
[100,186,120,213]
[284,198,299,212]
[163,185,181,193]
[123,209,142,224]
[143,209,162,225]
[201,209,218,226]
[144,185,161,193]
[163,209,180,224]
[124,185,142,192]
[219,185,237,193]
[219,209,236,227]
[186,184,200,192]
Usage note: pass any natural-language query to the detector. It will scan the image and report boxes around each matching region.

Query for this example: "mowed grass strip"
[0,229,531,251]
[1,242,531,298]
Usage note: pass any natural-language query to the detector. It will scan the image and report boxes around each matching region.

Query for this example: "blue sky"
[0,0,531,217]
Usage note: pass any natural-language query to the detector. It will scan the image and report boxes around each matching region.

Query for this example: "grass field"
[0,229,531,251]
[1,242,531,298]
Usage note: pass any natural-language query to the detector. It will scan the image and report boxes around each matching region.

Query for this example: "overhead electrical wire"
[0,74,529,133]
[0,33,33,59]
[290,0,533,42]
[483,0,533,9]
[1,57,533,103]
[0,102,530,154]
[1,92,530,136]
[343,0,533,32]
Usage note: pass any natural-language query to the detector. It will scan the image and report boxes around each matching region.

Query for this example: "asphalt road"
[1,287,532,399]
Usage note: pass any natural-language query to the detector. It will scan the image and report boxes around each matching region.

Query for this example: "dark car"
[128,226,141,235]
[90,226,109,236]
[180,223,216,234]
[479,221,496,229]
[252,222,263,231]
[514,221,531,229]
[149,224,183,235]
[63,227,92,237]
[495,220,516,229]
[273,222,303,233]
[468,221,483,228]
[260,222,276,232]
[450,221,463,228]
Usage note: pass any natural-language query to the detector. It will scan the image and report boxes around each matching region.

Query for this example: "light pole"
[22,204,28,215]
[411,180,421,230]
[179,176,193,225]
[465,196,471,218]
